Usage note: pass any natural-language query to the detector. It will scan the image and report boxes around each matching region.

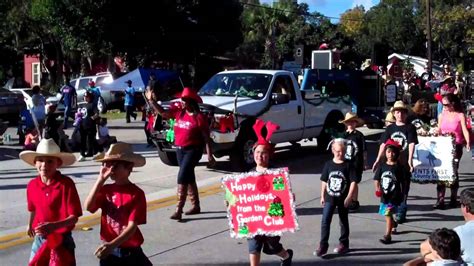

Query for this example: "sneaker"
[78,156,86,162]
[391,221,398,234]
[281,249,293,266]
[314,245,328,257]
[333,243,349,254]
[379,235,392,244]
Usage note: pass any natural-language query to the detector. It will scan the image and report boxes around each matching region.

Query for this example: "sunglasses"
[442,103,452,107]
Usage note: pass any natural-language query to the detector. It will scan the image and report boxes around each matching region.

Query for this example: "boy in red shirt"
[20,138,82,266]
[85,142,152,266]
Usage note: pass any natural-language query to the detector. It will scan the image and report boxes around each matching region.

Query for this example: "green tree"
[416,0,473,67]
[339,5,365,38]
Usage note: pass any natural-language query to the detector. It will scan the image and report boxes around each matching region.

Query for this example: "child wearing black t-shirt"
[315,139,358,257]
[374,139,407,244]
[340,112,367,211]
[373,101,418,224]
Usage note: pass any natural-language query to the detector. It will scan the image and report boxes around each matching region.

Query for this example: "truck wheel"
[317,112,345,152]
[230,128,257,171]
[157,148,179,166]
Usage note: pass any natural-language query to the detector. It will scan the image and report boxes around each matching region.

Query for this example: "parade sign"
[222,168,299,239]
[412,135,455,184]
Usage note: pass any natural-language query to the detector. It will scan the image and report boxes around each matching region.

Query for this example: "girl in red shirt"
[145,87,215,221]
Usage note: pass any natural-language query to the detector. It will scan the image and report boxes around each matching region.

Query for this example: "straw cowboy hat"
[391,101,408,112]
[94,142,146,167]
[339,112,364,126]
[385,109,396,123]
[19,138,76,166]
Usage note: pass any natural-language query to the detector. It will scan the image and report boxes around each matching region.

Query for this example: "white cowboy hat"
[94,142,146,167]
[339,112,364,127]
[391,101,408,112]
[19,138,76,166]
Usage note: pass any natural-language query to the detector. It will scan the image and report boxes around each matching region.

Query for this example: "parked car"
[0,87,26,123]
[9,88,54,110]
[70,72,125,111]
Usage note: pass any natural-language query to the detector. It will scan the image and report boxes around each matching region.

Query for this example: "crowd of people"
[16,67,473,265]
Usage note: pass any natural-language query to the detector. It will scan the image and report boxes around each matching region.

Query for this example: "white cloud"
[351,0,376,10]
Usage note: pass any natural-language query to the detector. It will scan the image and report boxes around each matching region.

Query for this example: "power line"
[240,2,365,22]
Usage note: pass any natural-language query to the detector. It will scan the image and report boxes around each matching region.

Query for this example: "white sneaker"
[78,156,86,162]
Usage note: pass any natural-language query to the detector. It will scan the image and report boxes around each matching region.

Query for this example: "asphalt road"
[0,119,472,265]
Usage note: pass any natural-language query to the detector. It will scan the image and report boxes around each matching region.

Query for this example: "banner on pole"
[412,135,455,184]
[222,168,299,239]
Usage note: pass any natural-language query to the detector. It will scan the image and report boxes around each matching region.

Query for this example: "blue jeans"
[63,105,72,129]
[176,145,203,184]
[320,198,350,247]
[99,246,152,266]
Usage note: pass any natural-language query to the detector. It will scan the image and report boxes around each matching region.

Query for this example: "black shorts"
[247,235,283,255]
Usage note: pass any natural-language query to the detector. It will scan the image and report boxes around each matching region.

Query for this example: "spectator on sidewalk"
[59,77,77,129]
[30,85,46,132]
[454,188,474,264]
[24,128,39,151]
[339,112,367,211]
[20,138,81,265]
[373,101,418,224]
[87,81,102,112]
[96,118,116,152]
[85,142,152,266]
[44,104,60,146]
[78,91,99,162]
[124,80,137,123]
[315,138,358,257]
[403,228,462,266]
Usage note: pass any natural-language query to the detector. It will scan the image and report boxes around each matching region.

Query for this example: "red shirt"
[170,104,209,147]
[96,183,146,248]
[26,172,82,233]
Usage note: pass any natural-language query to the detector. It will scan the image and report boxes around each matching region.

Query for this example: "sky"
[260,0,381,21]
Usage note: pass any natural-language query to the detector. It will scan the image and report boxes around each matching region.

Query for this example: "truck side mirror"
[302,91,321,100]
[272,93,290,105]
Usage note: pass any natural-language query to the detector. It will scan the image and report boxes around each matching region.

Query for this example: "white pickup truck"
[152,69,353,170]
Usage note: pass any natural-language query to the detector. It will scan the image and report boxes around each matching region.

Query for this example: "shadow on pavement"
[0,147,21,161]
[322,247,419,259]
[296,207,323,216]
[0,184,28,190]
[407,212,464,223]
[180,215,228,222]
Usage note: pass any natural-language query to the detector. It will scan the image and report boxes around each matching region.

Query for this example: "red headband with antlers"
[252,119,280,148]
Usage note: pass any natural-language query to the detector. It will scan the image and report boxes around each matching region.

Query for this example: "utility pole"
[426,0,432,74]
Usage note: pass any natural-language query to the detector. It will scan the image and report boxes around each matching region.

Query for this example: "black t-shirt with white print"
[380,123,418,163]
[343,129,366,175]
[373,162,405,205]
[320,161,357,203]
